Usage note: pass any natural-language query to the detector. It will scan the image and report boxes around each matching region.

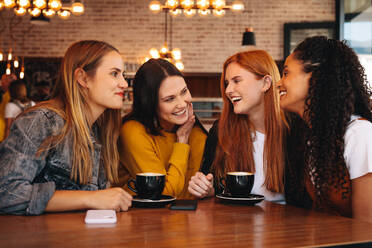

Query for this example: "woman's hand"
[45,188,133,213]
[176,102,195,144]
[89,188,133,212]
[188,172,214,198]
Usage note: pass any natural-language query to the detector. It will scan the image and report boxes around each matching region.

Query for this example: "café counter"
[0,198,372,247]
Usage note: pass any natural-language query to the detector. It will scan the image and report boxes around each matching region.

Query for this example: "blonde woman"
[0,40,132,215]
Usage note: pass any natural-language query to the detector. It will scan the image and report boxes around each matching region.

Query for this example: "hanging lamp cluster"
[146,12,184,71]
[149,0,244,17]
[0,0,84,19]
[0,47,24,79]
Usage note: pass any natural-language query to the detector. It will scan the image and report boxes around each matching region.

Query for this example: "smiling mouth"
[172,109,186,116]
[116,92,124,98]
[230,96,242,103]
[279,91,287,97]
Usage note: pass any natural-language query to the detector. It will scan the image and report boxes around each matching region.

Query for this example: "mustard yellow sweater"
[0,91,10,142]
[117,120,207,199]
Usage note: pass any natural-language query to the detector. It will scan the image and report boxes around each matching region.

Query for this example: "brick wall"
[0,0,335,73]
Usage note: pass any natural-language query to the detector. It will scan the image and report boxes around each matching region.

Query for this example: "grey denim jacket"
[0,108,107,215]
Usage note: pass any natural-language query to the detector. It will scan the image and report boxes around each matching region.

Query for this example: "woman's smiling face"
[224,62,268,116]
[157,75,192,131]
[277,53,311,117]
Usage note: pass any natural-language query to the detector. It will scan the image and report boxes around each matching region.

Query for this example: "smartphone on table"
[169,199,197,210]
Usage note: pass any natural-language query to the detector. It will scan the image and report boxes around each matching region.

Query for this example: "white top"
[344,115,372,180]
[251,131,285,202]
[4,101,35,119]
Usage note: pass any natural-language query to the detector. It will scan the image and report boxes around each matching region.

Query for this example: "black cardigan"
[200,120,224,194]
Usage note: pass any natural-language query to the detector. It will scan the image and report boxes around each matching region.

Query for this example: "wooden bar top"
[1,198,372,247]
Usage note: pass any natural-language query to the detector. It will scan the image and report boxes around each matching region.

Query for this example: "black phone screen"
[169,199,197,210]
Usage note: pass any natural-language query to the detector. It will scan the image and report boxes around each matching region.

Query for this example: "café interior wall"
[0,0,334,73]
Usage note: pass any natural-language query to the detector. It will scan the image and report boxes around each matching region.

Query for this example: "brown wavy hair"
[212,50,286,193]
[33,40,122,184]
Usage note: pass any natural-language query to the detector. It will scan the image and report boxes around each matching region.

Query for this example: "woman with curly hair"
[278,36,372,221]
[188,50,287,201]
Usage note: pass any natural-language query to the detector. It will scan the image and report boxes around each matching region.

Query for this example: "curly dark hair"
[291,36,372,214]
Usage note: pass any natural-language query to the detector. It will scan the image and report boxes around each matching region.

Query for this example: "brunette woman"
[116,59,207,199]
[278,36,372,221]
[188,50,286,201]
[0,40,132,215]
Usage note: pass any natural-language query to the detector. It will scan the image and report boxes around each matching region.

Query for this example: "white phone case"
[85,210,117,224]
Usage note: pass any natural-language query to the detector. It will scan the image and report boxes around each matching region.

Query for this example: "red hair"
[212,50,286,193]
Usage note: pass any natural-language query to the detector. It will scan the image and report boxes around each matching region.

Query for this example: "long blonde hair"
[212,50,286,193]
[35,40,121,184]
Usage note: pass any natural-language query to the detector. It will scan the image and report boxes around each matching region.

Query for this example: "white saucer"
[216,193,264,205]
[132,195,176,208]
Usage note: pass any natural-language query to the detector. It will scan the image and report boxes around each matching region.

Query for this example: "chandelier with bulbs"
[149,0,244,17]
[0,0,85,79]
[0,48,24,79]
[146,11,184,71]
[0,0,84,19]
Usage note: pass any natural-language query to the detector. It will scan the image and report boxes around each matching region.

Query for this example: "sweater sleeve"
[200,120,218,175]
[119,121,190,197]
[0,110,56,215]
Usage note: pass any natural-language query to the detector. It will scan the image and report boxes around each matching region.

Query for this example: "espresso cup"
[128,173,165,200]
[219,172,254,197]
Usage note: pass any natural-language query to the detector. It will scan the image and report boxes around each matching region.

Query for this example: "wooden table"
[1,198,372,248]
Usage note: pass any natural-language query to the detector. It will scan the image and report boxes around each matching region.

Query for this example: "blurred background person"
[0,74,16,142]
[4,80,36,139]
[32,81,52,103]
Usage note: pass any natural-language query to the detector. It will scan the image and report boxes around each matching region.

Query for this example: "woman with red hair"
[188,50,286,201]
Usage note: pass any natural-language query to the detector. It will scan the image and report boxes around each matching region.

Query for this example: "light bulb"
[8,52,12,61]
[0,52,3,61]
[170,9,182,17]
[172,48,182,60]
[184,9,196,17]
[4,0,16,8]
[149,1,162,12]
[48,0,62,11]
[212,9,225,17]
[72,2,84,15]
[197,0,209,9]
[14,7,27,16]
[33,0,47,9]
[231,1,244,11]
[20,71,25,79]
[180,0,194,9]
[166,0,178,9]
[212,0,225,10]
[28,7,41,17]
[160,44,168,54]
[18,0,31,8]
[14,59,19,68]
[43,9,55,17]
[6,63,11,75]
[149,48,160,59]
[198,9,210,16]
[57,9,71,19]
[175,61,184,71]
